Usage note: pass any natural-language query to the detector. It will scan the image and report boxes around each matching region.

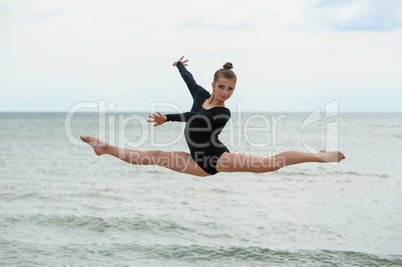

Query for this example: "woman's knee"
[263,157,285,172]
[131,150,165,165]
[151,150,164,158]
[267,165,282,172]
[149,150,168,166]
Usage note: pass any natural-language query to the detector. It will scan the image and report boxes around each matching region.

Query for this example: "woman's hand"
[173,56,188,67]
[147,112,167,127]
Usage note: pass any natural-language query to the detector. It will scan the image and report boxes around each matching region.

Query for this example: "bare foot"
[80,136,109,156]
[317,150,345,162]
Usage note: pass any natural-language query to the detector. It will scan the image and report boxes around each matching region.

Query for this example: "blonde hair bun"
[223,62,233,70]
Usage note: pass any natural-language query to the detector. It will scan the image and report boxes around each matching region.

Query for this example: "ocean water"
[1,112,401,266]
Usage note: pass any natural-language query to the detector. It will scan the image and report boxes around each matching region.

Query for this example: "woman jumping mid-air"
[81,56,345,177]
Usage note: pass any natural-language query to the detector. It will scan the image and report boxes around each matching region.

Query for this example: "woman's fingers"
[147,113,166,127]
[147,114,156,122]
[149,113,160,118]
[147,119,159,126]
[173,56,189,66]
[173,56,184,66]
[147,113,163,124]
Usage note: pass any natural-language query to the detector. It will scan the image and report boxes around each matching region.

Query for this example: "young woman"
[81,56,345,177]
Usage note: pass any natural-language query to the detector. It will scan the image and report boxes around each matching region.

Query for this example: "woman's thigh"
[216,152,282,173]
[157,151,211,177]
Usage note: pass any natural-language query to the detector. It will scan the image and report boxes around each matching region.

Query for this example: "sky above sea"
[0,0,401,113]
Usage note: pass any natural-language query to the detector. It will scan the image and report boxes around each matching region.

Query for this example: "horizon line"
[1,110,401,114]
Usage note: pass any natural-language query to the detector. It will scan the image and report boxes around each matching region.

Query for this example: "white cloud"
[303,0,402,31]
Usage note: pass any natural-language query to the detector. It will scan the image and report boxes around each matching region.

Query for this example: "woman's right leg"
[216,150,345,173]
[80,136,210,177]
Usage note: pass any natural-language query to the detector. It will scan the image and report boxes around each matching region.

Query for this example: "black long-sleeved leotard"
[165,62,231,175]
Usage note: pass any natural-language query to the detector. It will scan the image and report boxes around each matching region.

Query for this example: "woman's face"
[212,77,235,102]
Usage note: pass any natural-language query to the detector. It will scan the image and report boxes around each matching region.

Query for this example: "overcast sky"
[1,0,401,113]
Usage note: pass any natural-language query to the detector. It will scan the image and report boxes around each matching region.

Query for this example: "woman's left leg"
[80,136,211,177]
[216,150,345,173]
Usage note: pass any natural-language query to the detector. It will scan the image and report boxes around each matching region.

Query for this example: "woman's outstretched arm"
[147,112,198,126]
[173,56,202,98]
[148,110,228,127]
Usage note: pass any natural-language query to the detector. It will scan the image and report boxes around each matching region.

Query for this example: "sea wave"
[2,213,194,234]
[328,170,390,179]
[1,240,401,267]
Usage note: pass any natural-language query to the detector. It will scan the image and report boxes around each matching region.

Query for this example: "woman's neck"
[207,94,225,107]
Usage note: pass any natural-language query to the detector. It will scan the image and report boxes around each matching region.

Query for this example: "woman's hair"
[213,62,237,84]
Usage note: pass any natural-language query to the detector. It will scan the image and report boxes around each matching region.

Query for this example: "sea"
[1,111,401,266]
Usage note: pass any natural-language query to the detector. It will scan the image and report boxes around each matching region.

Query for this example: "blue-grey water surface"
[1,112,401,266]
